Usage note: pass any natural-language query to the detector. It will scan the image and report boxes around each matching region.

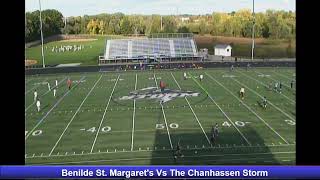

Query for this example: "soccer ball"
[195,151,197,154]
[257,86,259,89]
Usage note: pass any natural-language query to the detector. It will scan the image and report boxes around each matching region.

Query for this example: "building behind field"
[99,33,202,64]
[214,44,232,57]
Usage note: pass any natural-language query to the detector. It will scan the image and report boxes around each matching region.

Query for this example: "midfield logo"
[119,87,200,103]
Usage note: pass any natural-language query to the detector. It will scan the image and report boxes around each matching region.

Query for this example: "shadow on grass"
[150,113,279,165]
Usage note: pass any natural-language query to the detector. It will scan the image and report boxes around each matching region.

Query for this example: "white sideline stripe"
[90,75,120,153]
[171,73,211,145]
[25,77,67,112]
[48,75,103,156]
[131,74,137,151]
[26,143,295,159]
[25,78,49,95]
[231,77,295,122]
[29,151,295,164]
[153,73,173,149]
[25,76,86,140]
[205,72,289,144]
[255,71,291,88]
[189,73,251,146]
[237,70,295,104]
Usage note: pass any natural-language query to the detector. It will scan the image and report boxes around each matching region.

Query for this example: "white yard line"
[25,76,86,140]
[205,72,290,144]
[236,70,295,104]
[188,72,251,146]
[48,75,103,156]
[171,73,211,145]
[153,73,173,149]
[131,74,137,151]
[25,77,67,112]
[230,77,295,122]
[90,75,120,153]
[28,151,295,164]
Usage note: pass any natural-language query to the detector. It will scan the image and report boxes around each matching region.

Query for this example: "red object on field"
[160,81,166,89]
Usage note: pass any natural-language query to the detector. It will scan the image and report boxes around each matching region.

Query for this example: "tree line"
[25,9,295,42]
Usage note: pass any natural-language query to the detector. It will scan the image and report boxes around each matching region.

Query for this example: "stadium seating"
[105,37,198,60]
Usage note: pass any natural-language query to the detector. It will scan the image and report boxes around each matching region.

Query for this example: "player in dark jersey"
[230,65,234,72]
[174,140,183,161]
[262,96,267,109]
[279,82,282,93]
[211,123,219,144]
[290,80,294,89]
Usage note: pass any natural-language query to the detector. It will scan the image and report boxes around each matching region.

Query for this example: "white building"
[214,44,232,57]
[180,17,190,22]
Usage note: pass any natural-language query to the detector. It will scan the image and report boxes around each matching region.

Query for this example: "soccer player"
[199,74,203,81]
[214,125,219,138]
[33,89,38,102]
[262,96,267,109]
[67,78,72,90]
[183,72,187,80]
[230,65,234,72]
[36,99,41,112]
[279,82,282,93]
[55,79,58,87]
[174,140,183,161]
[211,123,219,144]
[53,88,57,97]
[159,81,165,92]
[240,87,245,99]
[47,82,51,91]
[274,82,278,92]
[290,80,294,89]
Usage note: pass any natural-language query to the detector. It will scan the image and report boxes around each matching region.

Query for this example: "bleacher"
[100,34,202,64]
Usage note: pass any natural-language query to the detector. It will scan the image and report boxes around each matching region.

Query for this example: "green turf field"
[25,35,123,66]
[25,67,296,165]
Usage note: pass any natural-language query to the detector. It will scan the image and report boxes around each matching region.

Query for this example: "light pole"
[38,0,45,68]
[251,0,255,61]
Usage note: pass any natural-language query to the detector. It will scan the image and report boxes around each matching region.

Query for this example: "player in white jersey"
[55,79,58,87]
[199,74,203,81]
[53,88,57,97]
[33,90,38,102]
[47,82,51,91]
[183,72,187,80]
[36,99,41,112]
[240,87,245,99]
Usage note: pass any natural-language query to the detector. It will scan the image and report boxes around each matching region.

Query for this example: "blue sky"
[25,0,295,17]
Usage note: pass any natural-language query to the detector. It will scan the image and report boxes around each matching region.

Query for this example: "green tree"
[177,26,190,33]
[120,16,132,34]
